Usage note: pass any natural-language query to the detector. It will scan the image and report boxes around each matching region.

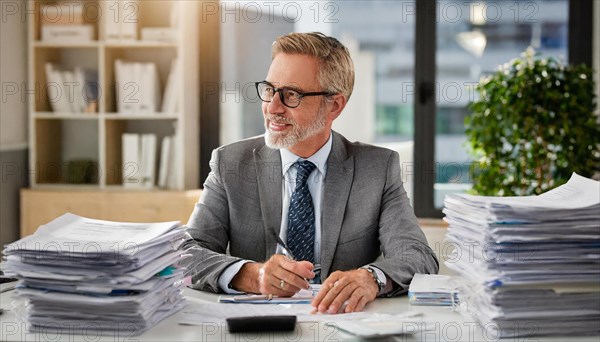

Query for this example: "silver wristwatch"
[365,266,385,293]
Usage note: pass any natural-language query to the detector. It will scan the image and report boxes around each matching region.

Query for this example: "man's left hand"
[311,269,378,314]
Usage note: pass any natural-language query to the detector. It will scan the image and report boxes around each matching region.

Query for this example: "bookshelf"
[27,0,199,190]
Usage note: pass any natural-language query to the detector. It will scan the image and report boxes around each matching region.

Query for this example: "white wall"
[0,4,28,249]
[333,38,376,144]
[0,3,28,149]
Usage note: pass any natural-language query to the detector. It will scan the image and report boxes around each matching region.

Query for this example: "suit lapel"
[320,132,354,278]
[254,145,282,260]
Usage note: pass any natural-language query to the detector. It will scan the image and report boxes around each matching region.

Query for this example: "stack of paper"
[408,274,460,306]
[443,173,600,337]
[2,213,188,336]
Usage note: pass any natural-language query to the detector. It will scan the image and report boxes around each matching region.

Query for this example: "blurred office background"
[217,0,597,215]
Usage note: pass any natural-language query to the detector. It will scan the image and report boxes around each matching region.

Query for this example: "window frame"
[412,0,594,218]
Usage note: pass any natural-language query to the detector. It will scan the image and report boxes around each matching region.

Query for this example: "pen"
[233,294,273,302]
[272,232,296,260]
[272,232,315,288]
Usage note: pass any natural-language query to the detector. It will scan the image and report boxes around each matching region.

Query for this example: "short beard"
[264,106,328,150]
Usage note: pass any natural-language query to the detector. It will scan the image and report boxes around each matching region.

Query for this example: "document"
[218,285,320,304]
[329,312,424,338]
[178,300,389,325]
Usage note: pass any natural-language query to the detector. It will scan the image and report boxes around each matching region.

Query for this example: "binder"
[116,60,161,115]
[45,63,64,112]
[132,62,144,113]
[140,134,157,188]
[140,63,161,113]
[73,67,87,112]
[115,60,126,113]
[158,136,172,188]
[115,60,136,114]
[122,133,141,187]
[61,70,78,113]
[161,59,179,113]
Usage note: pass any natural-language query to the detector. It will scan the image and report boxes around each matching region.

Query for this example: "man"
[186,32,438,314]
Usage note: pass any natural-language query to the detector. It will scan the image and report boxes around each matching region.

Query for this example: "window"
[433,0,570,209]
[207,0,592,217]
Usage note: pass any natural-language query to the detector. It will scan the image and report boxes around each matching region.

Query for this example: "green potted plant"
[465,47,599,196]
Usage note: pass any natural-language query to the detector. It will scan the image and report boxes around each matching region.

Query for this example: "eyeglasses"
[255,81,335,108]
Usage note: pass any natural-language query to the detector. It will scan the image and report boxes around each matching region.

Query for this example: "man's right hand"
[230,255,314,296]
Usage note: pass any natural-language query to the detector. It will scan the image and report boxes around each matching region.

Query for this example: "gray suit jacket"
[185,131,438,296]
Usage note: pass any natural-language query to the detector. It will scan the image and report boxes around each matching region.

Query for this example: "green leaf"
[464,47,599,196]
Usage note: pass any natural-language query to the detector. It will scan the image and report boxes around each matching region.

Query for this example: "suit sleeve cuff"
[362,265,391,296]
[218,260,251,294]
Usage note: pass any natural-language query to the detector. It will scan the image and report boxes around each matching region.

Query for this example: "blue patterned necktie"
[287,160,317,263]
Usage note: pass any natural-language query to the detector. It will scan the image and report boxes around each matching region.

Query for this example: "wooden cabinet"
[21,189,201,237]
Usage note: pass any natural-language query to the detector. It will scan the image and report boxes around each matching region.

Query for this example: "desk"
[1,282,597,342]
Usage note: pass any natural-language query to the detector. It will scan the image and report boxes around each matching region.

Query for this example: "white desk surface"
[1,282,597,342]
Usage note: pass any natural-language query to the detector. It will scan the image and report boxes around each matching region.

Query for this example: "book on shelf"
[44,63,98,113]
[115,60,134,113]
[115,60,162,114]
[122,133,141,187]
[132,62,144,113]
[161,59,180,114]
[158,136,174,189]
[140,134,157,189]
[45,63,70,113]
[72,68,86,112]
[139,63,161,113]
[105,0,138,42]
[61,70,78,112]
[122,133,159,189]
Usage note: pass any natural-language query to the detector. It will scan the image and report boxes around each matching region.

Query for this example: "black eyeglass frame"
[255,81,336,108]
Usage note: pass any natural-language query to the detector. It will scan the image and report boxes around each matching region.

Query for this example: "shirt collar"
[280,132,333,176]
